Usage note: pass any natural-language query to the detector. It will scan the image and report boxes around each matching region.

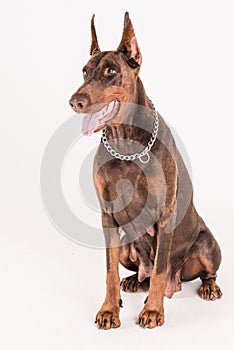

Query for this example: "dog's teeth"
[107,101,115,113]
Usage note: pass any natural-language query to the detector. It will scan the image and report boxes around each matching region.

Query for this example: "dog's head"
[69,12,143,136]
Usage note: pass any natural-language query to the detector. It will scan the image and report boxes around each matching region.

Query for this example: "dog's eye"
[83,69,88,78]
[104,67,117,77]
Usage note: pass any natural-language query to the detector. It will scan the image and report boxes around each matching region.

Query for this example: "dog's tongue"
[82,113,100,137]
[81,101,116,136]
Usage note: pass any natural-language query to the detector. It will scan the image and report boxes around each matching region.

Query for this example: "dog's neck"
[105,77,154,147]
[135,77,149,107]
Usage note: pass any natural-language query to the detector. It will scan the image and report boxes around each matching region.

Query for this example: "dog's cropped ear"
[117,12,142,68]
[90,14,101,56]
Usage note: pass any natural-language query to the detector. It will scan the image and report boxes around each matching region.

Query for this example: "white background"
[0,0,234,349]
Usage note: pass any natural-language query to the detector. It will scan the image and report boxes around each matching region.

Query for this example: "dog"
[69,12,222,329]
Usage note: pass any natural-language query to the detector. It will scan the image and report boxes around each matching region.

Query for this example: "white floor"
[0,206,233,350]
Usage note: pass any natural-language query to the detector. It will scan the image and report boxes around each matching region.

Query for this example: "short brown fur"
[69,12,222,329]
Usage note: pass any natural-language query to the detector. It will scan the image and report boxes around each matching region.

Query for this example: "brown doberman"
[69,12,222,329]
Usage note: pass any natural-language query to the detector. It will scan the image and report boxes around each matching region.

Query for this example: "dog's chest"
[94,157,165,232]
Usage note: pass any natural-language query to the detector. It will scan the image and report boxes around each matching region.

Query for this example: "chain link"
[101,100,159,164]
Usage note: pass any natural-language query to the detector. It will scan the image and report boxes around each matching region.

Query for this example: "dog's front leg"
[138,223,173,329]
[138,198,177,329]
[95,213,122,330]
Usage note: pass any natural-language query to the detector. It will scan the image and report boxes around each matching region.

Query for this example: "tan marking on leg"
[95,214,122,330]
[138,271,167,328]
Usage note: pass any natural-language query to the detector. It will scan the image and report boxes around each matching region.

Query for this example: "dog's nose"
[69,94,89,113]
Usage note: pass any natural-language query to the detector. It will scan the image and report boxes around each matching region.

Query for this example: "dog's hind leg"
[182,229,223,301]
[120,274,150,292]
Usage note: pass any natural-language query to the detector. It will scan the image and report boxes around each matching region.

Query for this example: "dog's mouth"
[82,100,120,136]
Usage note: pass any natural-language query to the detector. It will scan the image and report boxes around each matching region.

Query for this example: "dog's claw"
[95,310,121,330]
[138,308,165,329]
[199,281,222,301]
[120,274,141,292]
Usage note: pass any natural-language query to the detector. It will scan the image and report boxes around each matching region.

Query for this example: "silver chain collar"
[101,100,159,164]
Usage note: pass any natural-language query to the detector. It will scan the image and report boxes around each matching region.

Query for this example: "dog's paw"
[138,307,165,329]
[120,274,141,292]
[199,281,223,301]
[95,308,121,330]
